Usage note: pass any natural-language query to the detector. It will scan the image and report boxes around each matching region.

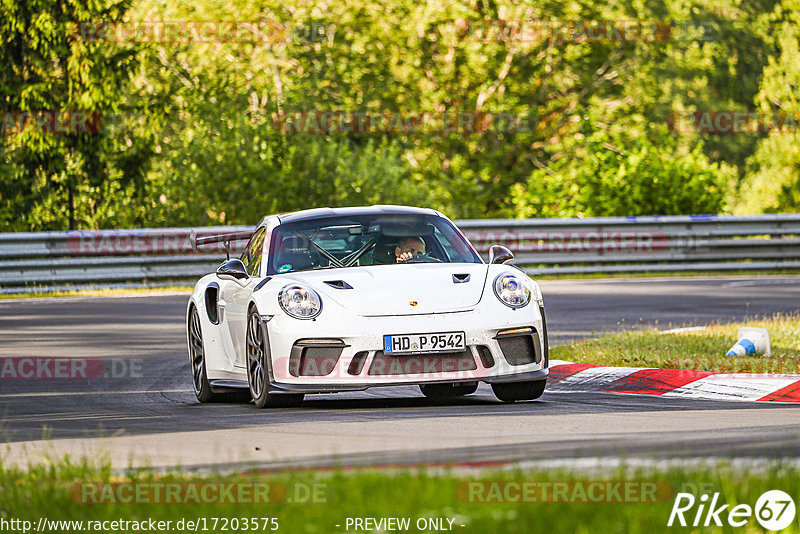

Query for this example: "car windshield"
[267,213,482,275]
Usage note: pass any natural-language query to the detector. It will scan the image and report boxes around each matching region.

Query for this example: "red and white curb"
[548,360,800,403]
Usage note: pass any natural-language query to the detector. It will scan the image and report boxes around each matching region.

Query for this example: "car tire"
[491,379,547,402]
[246,307,304,408]
[188,305,233,403]
[419,382,479,398]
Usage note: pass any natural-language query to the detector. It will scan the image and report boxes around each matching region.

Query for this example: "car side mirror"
[216,259,249,282]
[489,245,514,265]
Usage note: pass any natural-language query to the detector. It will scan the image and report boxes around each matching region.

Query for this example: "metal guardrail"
[0,226,252,290]
[457,214,800,274]
[1,214,799,292]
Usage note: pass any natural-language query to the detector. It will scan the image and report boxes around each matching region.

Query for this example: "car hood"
[283,263,489,316]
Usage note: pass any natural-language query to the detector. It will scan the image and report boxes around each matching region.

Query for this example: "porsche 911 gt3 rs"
[187,205,549,407]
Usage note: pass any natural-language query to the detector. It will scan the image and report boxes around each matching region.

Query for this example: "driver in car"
[395,236,426,262]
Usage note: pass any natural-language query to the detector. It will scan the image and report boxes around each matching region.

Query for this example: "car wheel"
[491,379,547,402]
[188,306,226,403]
[246,308,304,408]
[419,382,479,398]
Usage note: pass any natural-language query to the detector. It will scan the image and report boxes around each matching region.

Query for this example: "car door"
[218,226,266,368]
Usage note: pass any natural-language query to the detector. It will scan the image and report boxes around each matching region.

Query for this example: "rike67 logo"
[668,490,796,530]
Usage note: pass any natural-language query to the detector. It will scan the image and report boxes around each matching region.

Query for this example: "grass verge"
[551,313,800,373]
[0,285,192,300]
[535,269,800,280]
[0,457,799,533]
[3,272,799,298]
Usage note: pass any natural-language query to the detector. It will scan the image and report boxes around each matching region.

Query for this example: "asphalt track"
[1,276,799,470]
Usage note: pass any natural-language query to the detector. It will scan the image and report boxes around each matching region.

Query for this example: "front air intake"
[496,329,543,366]
[288,340,345,377]
[368,350,477,376]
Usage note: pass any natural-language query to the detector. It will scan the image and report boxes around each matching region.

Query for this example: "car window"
[433,224,477,263]
[267,214,482,275]
[241,226,266,276]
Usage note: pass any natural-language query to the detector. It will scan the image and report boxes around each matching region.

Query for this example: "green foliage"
[0,0,146,230]
[146,124,437,226]
[509,127,728,217]
[2,456,800,534]
[737,0,800,214]
[2,0,799,230]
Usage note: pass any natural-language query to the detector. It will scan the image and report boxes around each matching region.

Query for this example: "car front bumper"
[262,302,549,394]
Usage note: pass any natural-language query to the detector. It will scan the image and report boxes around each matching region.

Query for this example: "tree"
[508,126,729,217]
[738,0,800,213]
[0,0,145,230]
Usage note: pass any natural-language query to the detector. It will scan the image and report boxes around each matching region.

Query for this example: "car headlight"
[493,273,531,308]
[278,284,322,319]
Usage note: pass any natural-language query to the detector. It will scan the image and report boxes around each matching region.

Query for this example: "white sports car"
[187,205,549,407]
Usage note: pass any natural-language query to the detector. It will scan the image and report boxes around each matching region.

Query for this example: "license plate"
[383,331,466,354]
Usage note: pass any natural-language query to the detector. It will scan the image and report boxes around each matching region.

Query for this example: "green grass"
[534,269,800,280]
[0,285,192,300]
[3,271,799,299]
[1,457,799,533]
[552,313,800,373]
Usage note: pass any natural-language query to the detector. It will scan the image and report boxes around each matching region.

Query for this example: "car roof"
[271,205,441,225]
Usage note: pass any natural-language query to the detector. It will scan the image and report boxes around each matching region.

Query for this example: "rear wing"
[193,230,253,259]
